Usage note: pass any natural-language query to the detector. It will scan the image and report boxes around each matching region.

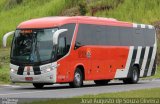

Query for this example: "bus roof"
[17,16,138,29]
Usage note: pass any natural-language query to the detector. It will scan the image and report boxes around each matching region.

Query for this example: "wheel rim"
[133,69,138,81]
[75,72,81,85]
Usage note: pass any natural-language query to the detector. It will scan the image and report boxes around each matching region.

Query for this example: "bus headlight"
[11,68,16,73]
[46,68,51,72]
[41,62,59,73]
[41,67,53,73]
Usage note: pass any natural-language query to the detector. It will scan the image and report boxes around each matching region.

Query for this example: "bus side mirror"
[2,31,15,47]
[53,29,68,45]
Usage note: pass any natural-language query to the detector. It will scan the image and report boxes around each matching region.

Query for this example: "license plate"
[25,77,33,81]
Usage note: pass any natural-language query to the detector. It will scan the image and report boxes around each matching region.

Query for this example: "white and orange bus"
[3,16,157,88]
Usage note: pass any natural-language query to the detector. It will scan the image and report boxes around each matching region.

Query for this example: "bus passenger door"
[74,43,92,80]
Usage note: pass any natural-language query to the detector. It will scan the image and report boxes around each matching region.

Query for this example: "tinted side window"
[77,24,155,47]
[76,24,120,46]
[144,29,155,46]
[59,23,76,53]
[132,28,145,46]
[76,24,95,45]
[96,26,120,45]
[119,27,133,46]
[119,27,155,47]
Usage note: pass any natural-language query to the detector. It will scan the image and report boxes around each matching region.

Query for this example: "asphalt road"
[0,79,160,98]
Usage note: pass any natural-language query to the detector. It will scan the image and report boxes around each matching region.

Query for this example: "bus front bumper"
[10,70,56,83]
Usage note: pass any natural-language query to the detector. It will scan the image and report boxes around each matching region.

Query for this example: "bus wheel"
[69,68,83,88]
[123,66,139,84]
[33,83,44,89]
[94,80,109,85]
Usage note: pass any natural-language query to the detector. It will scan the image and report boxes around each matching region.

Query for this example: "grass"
[0,0,6,11]
[23,88,160,104]
[0,0,76,47]
[93,0,160,24]
[79,88,160,98]
[0,48,10,83]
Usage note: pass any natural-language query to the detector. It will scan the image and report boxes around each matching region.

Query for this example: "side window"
[59,23,75,53]
[96,26,120,45]
[76,24,94,45]
[105,26,120,45]
[77,24,155,47]
[76,24,120,46]
[144,29,155,46]
[119,27,133,46]
[132,28,145,46]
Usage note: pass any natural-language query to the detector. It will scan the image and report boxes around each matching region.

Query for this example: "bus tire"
[123,66,139,84]
[94,80,109,85]
[33,83,44,89]
[69,68,83,88]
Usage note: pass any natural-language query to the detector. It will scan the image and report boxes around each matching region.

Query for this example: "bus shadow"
[14,81,146,91]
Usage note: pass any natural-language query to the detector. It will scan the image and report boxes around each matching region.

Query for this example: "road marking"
[0,85,13,87]
[11,86,21,88]
[0,85,21,90]
[0,90,48,96]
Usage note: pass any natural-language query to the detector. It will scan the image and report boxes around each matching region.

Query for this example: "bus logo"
[86,51,91,58]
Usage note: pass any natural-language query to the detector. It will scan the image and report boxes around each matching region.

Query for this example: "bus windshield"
[11,28,58,64]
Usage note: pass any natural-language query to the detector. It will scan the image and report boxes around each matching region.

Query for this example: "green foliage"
[24,99,81,104]
[0,0,75,47]
[79,88,160,98]
[0,68,10,83]
[0,48,10,83]
[83,0,123,16]
[0,0,6,11]
[24,88,160,104]
[4,0,23,10]
[94,0,160,24]
[79,1,87,15]
[61,6,80,16]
